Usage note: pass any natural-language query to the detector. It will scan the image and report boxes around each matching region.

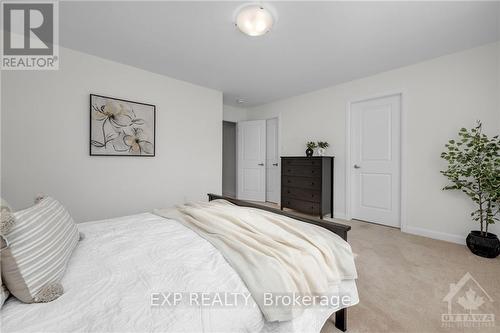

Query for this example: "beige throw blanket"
[154,200,357,322]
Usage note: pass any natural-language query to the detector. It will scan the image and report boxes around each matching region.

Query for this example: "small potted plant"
[440,121,500,258]
[317,141,329,156]
[306,142,317,157]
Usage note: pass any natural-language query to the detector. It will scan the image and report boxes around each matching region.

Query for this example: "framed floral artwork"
[90,94,155,156]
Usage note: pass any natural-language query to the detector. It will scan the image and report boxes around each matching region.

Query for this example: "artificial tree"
[440,121,499,236]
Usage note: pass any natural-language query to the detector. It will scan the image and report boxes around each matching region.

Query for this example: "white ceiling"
[60,1,500,107]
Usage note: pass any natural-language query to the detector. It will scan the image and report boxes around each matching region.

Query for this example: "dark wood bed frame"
[207,193,351,332]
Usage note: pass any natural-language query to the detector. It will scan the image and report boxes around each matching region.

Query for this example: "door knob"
[353,164,361,169]
[273,163,278,166]
[258,163,264,166]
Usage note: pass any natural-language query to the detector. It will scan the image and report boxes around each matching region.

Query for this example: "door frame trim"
[344,91,407,231]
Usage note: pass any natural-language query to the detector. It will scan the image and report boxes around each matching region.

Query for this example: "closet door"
[266,118,279,203]
[351,94,401,227]
[237,120,266,201]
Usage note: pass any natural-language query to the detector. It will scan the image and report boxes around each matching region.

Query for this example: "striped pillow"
[0,283,8,307]
[1,197,79,303]
[1,198,13,307]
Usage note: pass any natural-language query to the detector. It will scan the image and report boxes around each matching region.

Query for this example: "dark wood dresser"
[281,156,334,219]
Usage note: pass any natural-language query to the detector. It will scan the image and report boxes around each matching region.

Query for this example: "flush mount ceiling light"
[235,4,274,37]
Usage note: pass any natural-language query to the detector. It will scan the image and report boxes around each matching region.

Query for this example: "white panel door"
[351,95,401,227]
[237,120,266,201]
[266,118,279,203]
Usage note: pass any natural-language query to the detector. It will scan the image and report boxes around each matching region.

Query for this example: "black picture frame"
[89,94,156,157]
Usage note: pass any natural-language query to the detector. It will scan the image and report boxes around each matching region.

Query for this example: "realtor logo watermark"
[442,272,495,328]
[1,1,59,70]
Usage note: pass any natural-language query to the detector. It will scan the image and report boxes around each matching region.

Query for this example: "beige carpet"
[319,218,500,333]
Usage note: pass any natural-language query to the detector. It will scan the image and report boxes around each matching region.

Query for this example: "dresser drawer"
[283,158,321,167]
[283,165,321,178]
[282,187,321,203]
[282,198,321,215]
[282,176,321,190]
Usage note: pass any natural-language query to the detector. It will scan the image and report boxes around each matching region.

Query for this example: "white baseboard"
[323,215,466,245]
[402,226,466,245]
[333,213,348,220]
[322,213,348,220]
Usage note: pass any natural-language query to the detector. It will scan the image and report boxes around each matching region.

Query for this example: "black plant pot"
[466,231,500,258]
[306,148,313,157]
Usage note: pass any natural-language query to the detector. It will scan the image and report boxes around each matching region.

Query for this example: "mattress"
[1,213,358,333]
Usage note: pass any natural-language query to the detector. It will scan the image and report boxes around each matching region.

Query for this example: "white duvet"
[155,200,358,322]
[1,213,358,333]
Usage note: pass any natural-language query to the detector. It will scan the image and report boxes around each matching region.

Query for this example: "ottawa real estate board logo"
[442,272,495,328]
[1,1,59,70]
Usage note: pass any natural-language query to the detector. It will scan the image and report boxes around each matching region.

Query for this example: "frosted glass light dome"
[235,5,274,37]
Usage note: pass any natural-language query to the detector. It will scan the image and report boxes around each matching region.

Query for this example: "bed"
[1,194,357,333]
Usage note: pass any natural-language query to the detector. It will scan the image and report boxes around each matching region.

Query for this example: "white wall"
[1,47,222,222]
[223,104,248,122]
[247,42,500,243]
